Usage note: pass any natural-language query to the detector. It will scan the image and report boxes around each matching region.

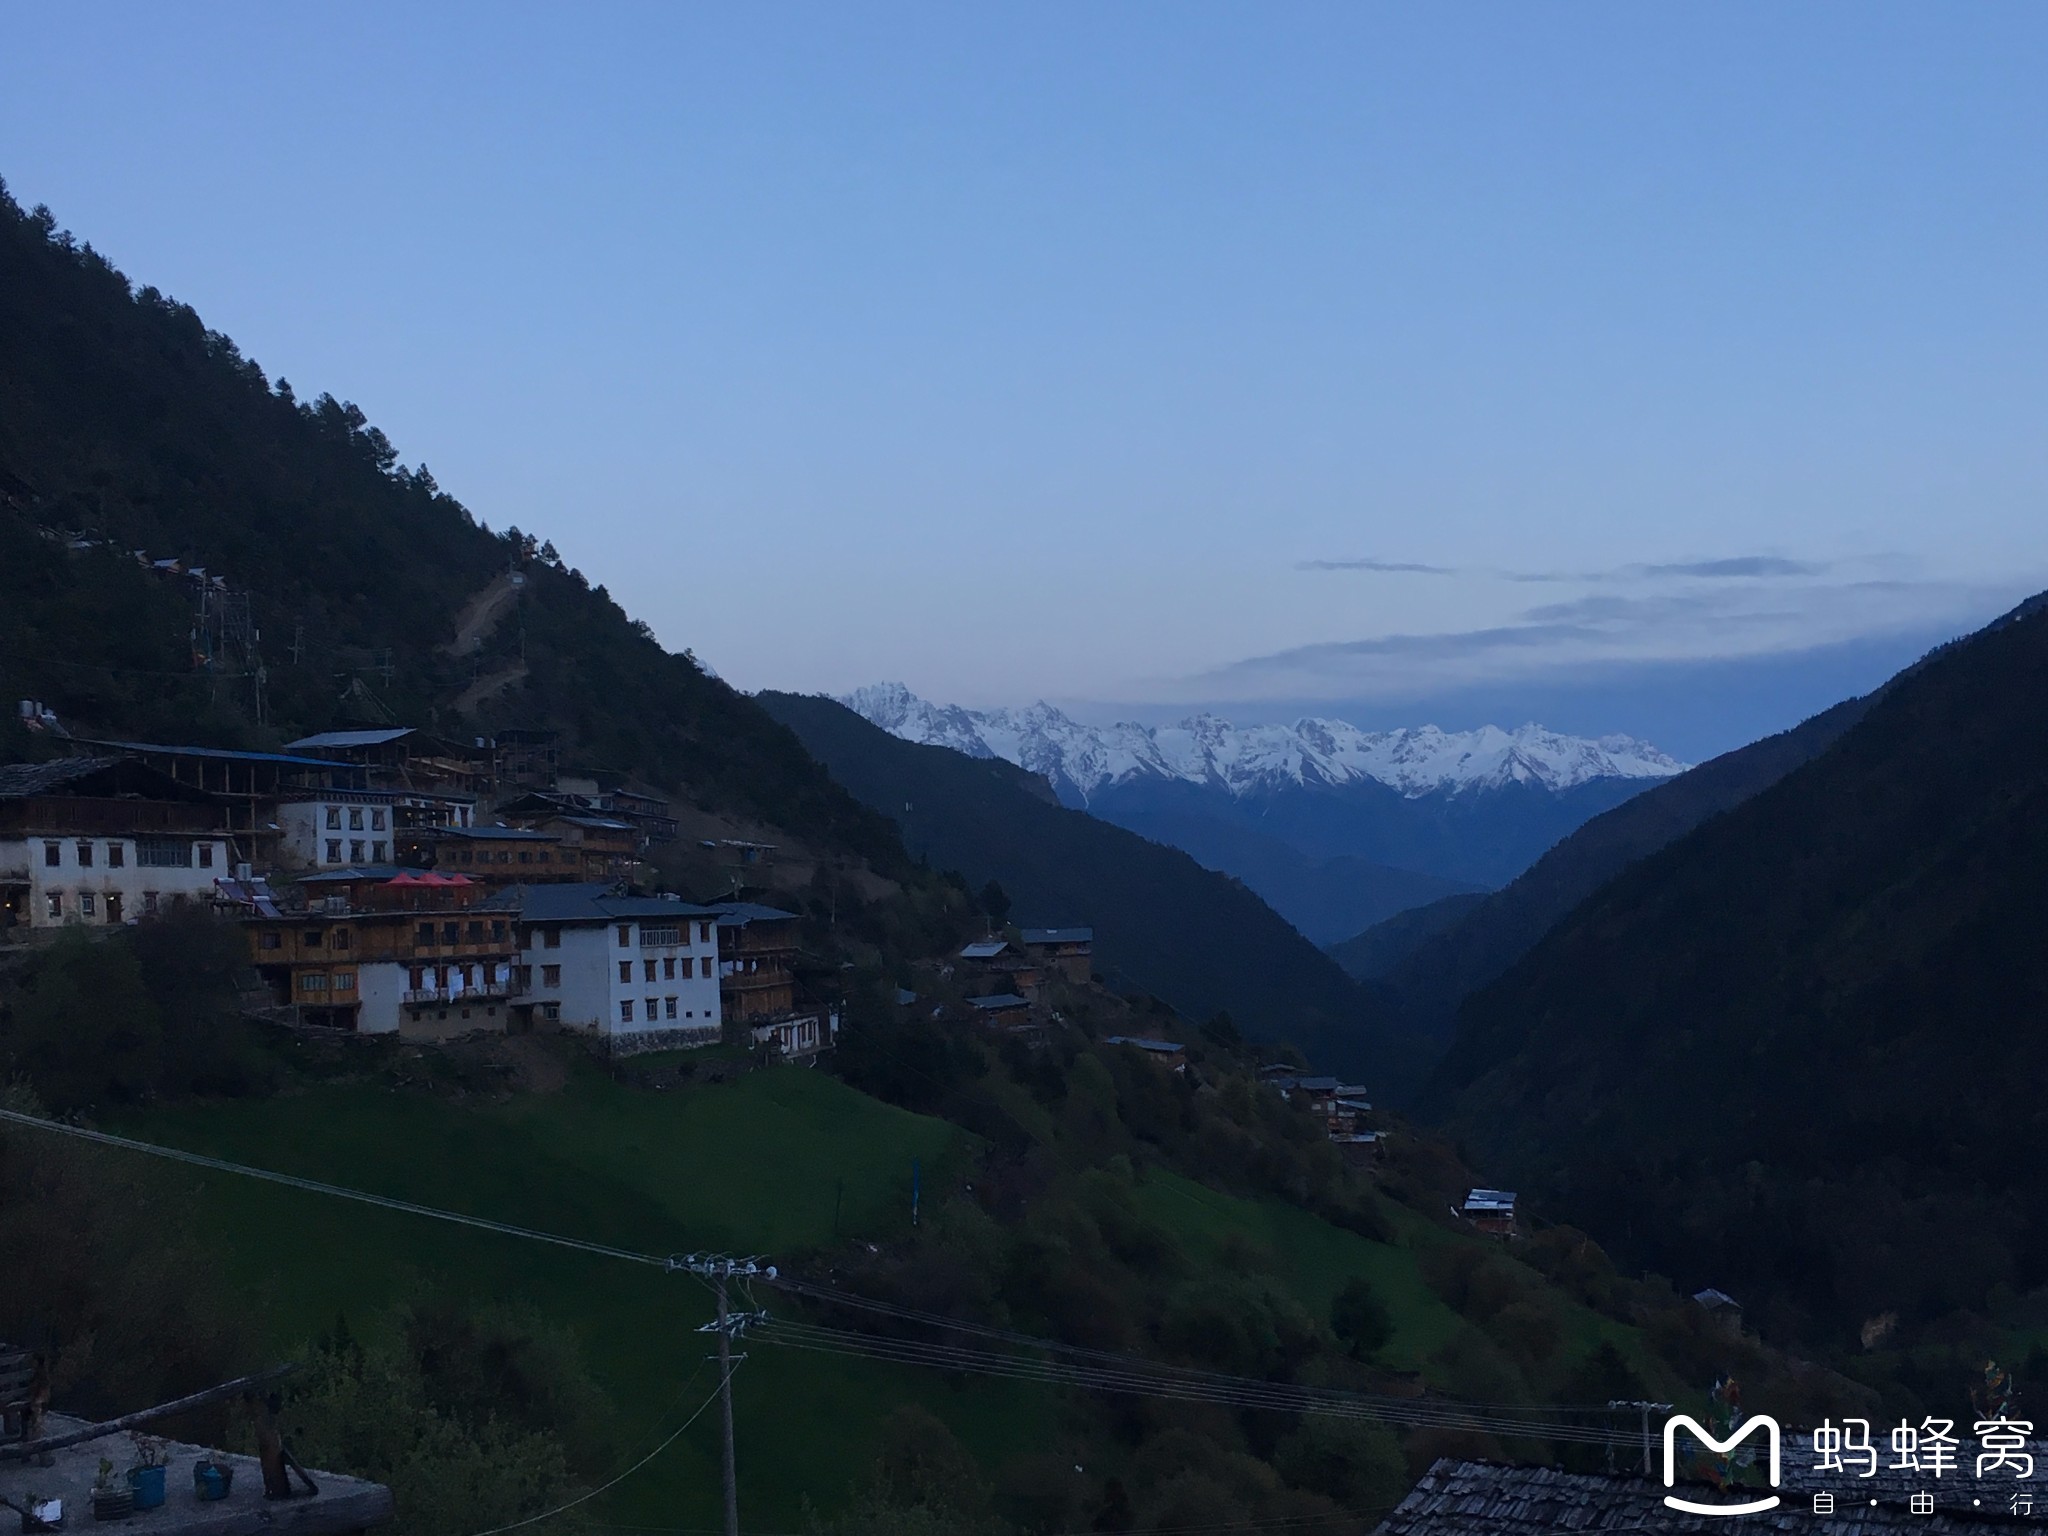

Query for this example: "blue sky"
[6,3,2046,758]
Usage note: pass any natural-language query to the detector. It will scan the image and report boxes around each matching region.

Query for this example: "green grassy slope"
[115,1068,1019,1530]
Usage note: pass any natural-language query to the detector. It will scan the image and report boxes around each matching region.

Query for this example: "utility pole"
[671,1254,770,1536]
[1610,1399,1673,1477]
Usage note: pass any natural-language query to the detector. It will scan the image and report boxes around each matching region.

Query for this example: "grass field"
[115,1063,1053,1531]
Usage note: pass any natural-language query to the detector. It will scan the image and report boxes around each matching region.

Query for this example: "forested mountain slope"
[1336,695,1878,1036]
[759,692,1395,1078]
[0,179,891,862]
[1424,594,2048,1343]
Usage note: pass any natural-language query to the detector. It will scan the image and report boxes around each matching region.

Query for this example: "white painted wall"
[276,798,395,869]
[522,911,722,1045]
[1,833,232,928]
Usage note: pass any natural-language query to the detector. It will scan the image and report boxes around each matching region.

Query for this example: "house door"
[105,892,123,924]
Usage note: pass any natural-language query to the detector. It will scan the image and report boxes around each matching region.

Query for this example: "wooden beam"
[0,1365,298,1462]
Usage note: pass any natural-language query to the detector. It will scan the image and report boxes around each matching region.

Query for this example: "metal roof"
[1692,1288,1741,1311]
[512,883,719,923]
[1104,1036,1184,1053]
[283,727,417,750]
[1020,927,1093,945]
[434,825,558,841]
[1463,1189,1518,1211]
[958,940,1009,959]
[967,993,1029,1010]
[79,738,353,769]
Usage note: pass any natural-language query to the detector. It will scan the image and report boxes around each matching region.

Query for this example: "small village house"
[512,883,723,1050]
[966,992,1032,1029]
[1020,926,1093,984]
[0,757,234,930]
[714,901,835,1061]
[244,870,520,1038]
[1461,1188,1519,1238]
[283,726,491,797]
[399,823,573,881]
[1693,1288,1743,1339]
[1103,1035,1186,1069]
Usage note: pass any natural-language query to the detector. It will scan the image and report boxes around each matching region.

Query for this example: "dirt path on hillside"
[444,572,521,656]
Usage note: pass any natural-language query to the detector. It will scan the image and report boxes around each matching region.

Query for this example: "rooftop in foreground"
[0,1413,392,1534]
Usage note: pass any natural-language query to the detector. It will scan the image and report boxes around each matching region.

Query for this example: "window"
[517,851,531,865]
[350,840,365,862]
[618,960,632,984]
[333,928,351,950]
[410,967,425,990]
[491,920,506,941]
[301,973,329,994]
[441,922,458,945]
[644,959,658,982]
[80,893,97,918]
[543,1003,561,1022]
[664,997,678,1020]
[663,957,676,980]
[303,929,326,948]
[259,930,282,951]
[415,923,435,946]
[542,965,561,987]
[326,807,342,830]
[701,956,713,978]
[348,807,364,830]
[333,971,357,993]
[197,843,214,869]
[699,922,712,944]
[543,927,560,949]
[142,891,159,915]
[106,893,122,924]
[107,842,125,869]
[619,1000,634,1023]
[466,921,484,942]
[76,841,94,868]
[646,997,658,1022]
[372,809,387,831]
[372,841,388,862]
[43,841,61,868]
[641,924,681,947]
[46,892,62,919]
[326,839,343,863]
[617,924,632,948]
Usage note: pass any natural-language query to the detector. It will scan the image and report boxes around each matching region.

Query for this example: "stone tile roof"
[1373,1458,2047,1533]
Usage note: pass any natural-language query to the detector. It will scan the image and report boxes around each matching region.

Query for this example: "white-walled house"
[275,788,474,871]
[513,884,723,1052]
[1,757,234,930]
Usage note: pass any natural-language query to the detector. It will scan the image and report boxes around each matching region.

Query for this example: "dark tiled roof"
[0,757,127,797]
[1375,1458,2046,1533]
[712,902,798,926]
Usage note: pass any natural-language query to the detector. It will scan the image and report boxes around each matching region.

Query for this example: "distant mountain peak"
[835,684,1687,802]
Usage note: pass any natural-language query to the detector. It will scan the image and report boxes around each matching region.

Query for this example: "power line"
[0,1108,672,1268]
[458,1359,737,1536]
[0,1109,1643,1451]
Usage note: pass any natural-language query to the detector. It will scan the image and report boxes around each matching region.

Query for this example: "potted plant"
[124,1436,167,1511]
[192,1456,234,1502]
[89,1460,132,1522]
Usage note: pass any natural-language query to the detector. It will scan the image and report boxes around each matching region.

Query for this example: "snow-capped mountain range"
[840,682,1687,804]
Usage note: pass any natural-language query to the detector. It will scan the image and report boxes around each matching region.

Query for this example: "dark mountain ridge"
[758,692,1393,1079]
[1423,592,2048,1341]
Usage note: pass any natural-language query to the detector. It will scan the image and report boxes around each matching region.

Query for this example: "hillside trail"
[452,660,528,716]
[444,571,522,656]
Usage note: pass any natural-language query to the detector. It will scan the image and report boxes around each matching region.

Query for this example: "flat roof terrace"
[0,1413,392,1534]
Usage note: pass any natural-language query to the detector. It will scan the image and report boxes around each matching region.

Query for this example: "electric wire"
[457,1359,738,1536]
[0,1108,1642,1450]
